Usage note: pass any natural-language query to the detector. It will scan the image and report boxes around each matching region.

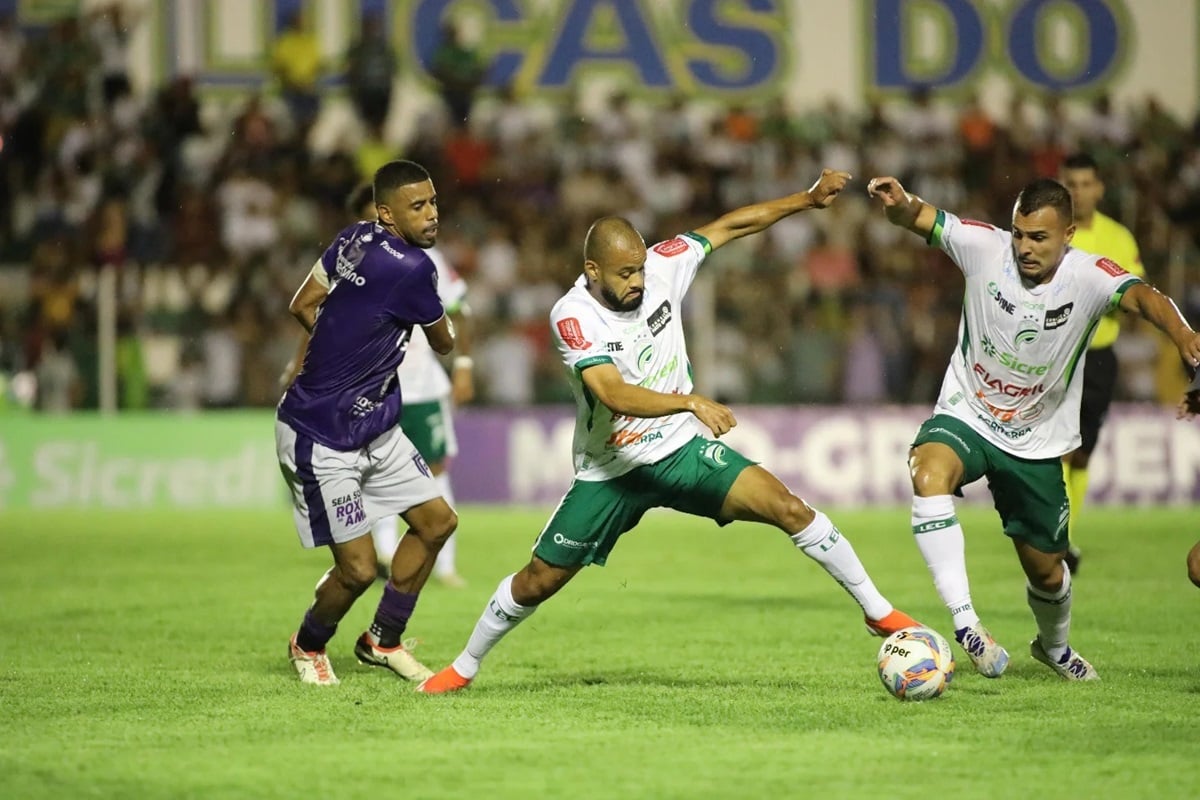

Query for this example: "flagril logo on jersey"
[647,301,673,336]
[1043,302,1074,330]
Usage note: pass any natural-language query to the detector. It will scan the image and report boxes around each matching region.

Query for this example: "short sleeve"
[428,248,469,313]
[647,232,709,300]
[929,210,1011,277]
[550,303,612,373]
[385,254,445,326]
[1086,256,1143,312]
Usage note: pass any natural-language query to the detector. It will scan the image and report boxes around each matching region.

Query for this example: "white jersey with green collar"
[929,209,1142,459]
[550,231,711,480]
[396,247,467,403]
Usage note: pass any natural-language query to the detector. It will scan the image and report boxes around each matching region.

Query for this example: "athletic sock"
[1028,562,1073,662]
[1064,464,1088,545]
[790,510,892,621]
[295,609,337,653]
[369,582,419,648]
[434,473,458,577]
[451,574,535,679]
[911,494,978,630]
[372,514,400,565]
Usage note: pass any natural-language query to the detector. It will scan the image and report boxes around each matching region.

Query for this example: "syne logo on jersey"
[1094,257,1128,277]
[604,342,624,352]
[652,238,689,257]
[647,301,673,336]
[986,281,1015,314]
[556,317,592,350]
[1043,302,1074,329]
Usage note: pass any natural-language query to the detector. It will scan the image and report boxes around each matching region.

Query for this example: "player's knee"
[338,560,377,593]
[1186,542,1200,588]
[414,507,458,546]
[777,494,815,532]
[911,466,956,497]
[1027,557,1065,593]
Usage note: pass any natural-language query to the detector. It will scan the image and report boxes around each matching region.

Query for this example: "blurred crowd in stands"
[1,8,1199,412]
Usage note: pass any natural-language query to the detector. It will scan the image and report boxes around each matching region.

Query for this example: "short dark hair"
[1062,152,1100,173]
[373,160,431,202]
[346,182,374,217]
[1015,178,1073,223]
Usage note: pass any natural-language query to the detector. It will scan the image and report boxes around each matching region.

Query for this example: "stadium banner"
[10,0,1194,120]
[0,405,1196,511]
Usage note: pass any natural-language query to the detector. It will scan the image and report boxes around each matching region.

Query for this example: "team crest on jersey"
[1014,318,1040,349]
[637,344,654,371]
[556,317,593,350]
[652,238,689,257]
[1043,302,1074,330]
[1094,257,1128,277]
[647,301,673,336]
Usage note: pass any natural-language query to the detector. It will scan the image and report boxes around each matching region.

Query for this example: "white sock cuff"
[1028,562,1072,602]
[495,574,533,616]
[912,494,956,521]
[790,510,835,550]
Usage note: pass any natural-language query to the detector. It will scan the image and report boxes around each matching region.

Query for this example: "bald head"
[584,217,644,267]
[583,216,647,312]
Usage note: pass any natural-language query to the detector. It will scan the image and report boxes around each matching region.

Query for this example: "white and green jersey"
[396,247,468,404]
[929,210,1142,458]
[550,232,711,480]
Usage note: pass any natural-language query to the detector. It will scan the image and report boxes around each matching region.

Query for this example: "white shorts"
[275,420,442,548]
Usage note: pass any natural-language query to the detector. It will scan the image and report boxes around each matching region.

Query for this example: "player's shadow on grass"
[499,670,805,692]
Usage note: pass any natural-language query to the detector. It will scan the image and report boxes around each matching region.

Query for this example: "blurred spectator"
[344,13,397,132]
[428,19,486,127]
[87,3,140,107]
[270,13,322,137]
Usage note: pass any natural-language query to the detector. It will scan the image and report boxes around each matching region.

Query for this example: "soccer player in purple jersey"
[275,160,457,685]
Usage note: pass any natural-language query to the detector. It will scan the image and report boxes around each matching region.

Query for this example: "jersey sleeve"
[318,223,358,279]
[428,248,469,313]
[928,210,1010,277]
[385,253,446,326]
[647,232,710,300]
[1084,254,1143,314]
[550,299,612,374]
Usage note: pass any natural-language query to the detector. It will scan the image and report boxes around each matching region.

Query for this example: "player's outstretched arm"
[691,168,850,252]
[1119,283,1200,369]
[867,176,939,239]
[581,363,736,438]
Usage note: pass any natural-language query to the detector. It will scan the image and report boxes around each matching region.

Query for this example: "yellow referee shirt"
[1070,211,1143,349]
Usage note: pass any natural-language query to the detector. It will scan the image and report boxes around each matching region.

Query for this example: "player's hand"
[807,169,852,209]
[451,366,475,405]
[1177,331,1200,370]
[1177,390,1200,420]
[686,395,737,438]
[866,176,909,206]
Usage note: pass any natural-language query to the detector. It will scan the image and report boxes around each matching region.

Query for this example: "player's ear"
[1064,223,1076,244]
[583,260,599,282]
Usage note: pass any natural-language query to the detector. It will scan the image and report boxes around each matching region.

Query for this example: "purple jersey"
[278,221,445,450]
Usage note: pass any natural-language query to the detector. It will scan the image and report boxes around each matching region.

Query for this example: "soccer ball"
[877,627,955,701]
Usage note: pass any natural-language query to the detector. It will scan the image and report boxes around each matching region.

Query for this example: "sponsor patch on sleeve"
[652,238,690,257]
[556,317,593,351]
[1095,257,1128,277]
[961,219,996,230]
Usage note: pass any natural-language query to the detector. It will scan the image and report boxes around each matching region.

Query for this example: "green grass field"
[2,505,1197,799]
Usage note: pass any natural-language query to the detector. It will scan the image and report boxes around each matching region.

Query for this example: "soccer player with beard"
[276,160,456,686]
[867,174,1200,681]
[418,169,923,694]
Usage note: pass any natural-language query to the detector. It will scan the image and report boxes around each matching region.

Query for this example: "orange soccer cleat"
[416,665,473,694]
[864,608,922,638]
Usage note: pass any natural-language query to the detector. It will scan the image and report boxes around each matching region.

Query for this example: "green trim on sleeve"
[681,231,713,254]
[926,209,947,247]
[1108,276,1143,311]
[573,355,614,373]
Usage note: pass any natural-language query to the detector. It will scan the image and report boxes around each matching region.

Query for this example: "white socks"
[433,472,458,578]
[451,574,536,679]
[912,494,978,631]
[790,510,892,621]
[1027,563,1072,662]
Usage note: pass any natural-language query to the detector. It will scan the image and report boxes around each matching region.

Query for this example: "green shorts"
[399,399,456,464]
[533,436,756,568]
[913,414,1069,553]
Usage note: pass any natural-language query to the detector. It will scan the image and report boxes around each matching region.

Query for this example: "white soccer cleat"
[354,632,434,682]
[289,634,340,686]
[1030,637,1099,681]
[954,621,1010,678]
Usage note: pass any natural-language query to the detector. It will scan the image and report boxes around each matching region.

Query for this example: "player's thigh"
[718,465,811,528]
[533,478,649,568]
[399,399,450,464]
[910,415,987,494]
[1078,347,1118,454]
[988,453,1069,555]
[276,420,372,548]
[360,426,442,523]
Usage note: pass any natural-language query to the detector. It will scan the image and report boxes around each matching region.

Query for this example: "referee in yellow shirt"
[1059,153,1145,575]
